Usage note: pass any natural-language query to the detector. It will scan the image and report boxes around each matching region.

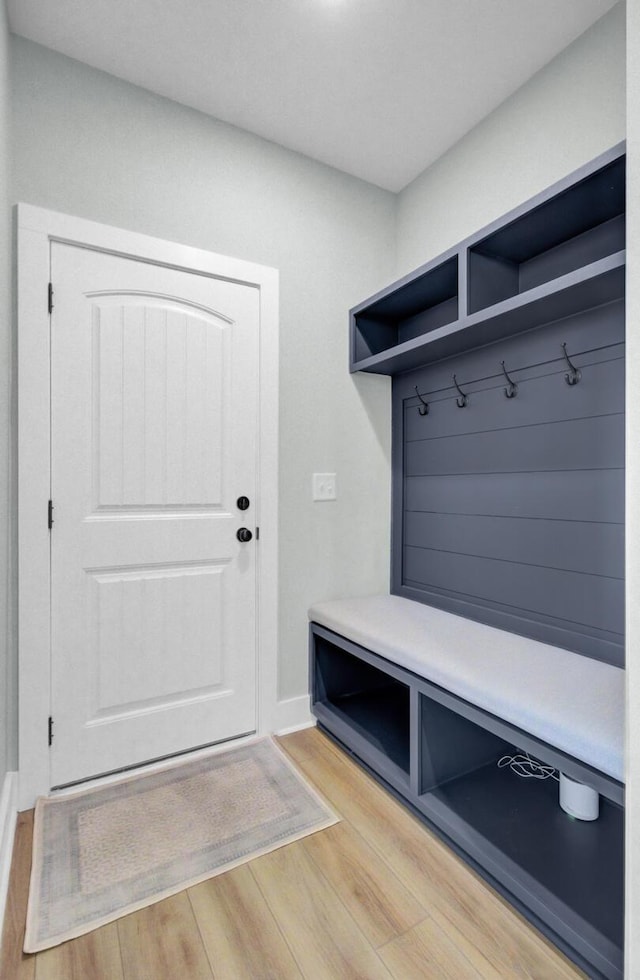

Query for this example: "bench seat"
[308,594,624,783]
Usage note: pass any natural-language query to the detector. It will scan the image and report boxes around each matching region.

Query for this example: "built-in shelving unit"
[350,146,625,376]
[311,624,624,980]
[335,143,627,979]
[351,254,459,366]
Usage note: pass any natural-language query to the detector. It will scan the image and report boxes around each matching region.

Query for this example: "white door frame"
[17,204,279,810]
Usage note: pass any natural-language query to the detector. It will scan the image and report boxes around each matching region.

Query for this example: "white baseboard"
[0,771,18,936]
[274,695,314,736]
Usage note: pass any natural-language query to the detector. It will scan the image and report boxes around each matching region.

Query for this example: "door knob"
[237,527,253,543]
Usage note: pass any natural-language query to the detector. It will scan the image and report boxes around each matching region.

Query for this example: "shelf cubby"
[312,626,411,786]
[418,690,512,793]
[468,155,625,314]
[351,254,458,367]
[418,764,623,960]
[415,691,623,970]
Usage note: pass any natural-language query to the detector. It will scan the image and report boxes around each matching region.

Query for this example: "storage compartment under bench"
[313,632,410,780]
[310,622,624,980]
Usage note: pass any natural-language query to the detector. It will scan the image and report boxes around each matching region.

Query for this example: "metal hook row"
[414,342,583,417]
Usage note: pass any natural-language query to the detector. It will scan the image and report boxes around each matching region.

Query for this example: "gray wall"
[626,0,639,971]
[396,3,625,278]
[10,37,395,736]
[0,2,10,781]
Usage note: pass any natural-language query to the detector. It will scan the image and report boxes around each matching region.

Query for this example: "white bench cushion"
[309,594,624,783]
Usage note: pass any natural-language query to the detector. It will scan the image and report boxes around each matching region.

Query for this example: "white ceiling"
[7,0,619,192]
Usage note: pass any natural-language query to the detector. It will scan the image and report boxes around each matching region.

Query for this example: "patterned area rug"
[24,737,338,952]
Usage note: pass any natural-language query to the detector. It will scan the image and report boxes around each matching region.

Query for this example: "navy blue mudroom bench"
[311,144,626,980]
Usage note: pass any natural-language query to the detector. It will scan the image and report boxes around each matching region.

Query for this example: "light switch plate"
[313,473,337,501]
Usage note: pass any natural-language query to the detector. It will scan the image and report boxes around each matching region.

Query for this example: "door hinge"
[48,499,54,530]
[256,526,260,540]
[48,282,54,315]
[48,716,53,746]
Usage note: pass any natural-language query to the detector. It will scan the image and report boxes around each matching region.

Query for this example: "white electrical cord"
[497,752,559,781]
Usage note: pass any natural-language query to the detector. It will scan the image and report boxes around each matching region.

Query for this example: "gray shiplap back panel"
[392,299,625,667]
[405,414,623,476]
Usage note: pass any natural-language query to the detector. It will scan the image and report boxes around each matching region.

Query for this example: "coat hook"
[562,343,581,386]
[414,386,429,416]
[501,360,518,398]
[453,374,468,408]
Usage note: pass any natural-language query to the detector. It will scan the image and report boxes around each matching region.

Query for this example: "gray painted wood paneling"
[393,304,625,666]
[404,470,623,523]
[405,414,623,477]
[403,547,623,634]
[404,513,624,579]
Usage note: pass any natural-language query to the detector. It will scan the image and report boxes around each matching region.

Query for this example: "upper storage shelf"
[350,145,625,375]
[468,156,625,313]
[352,255,458,363]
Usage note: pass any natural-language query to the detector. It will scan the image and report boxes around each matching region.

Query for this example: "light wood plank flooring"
[1,727,586,979]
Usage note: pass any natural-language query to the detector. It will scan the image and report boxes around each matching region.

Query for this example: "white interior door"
[49,242,259,787]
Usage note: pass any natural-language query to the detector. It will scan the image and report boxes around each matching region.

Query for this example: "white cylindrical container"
[559,773,599,821]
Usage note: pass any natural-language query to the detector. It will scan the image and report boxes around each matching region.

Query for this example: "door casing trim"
[17,204,279,809]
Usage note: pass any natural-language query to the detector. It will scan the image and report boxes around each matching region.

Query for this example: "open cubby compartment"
[351,254,458,366]
[311,625,410,786]
[417,687,513,793]
[415,686,624,979]
[468,155,625,314]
